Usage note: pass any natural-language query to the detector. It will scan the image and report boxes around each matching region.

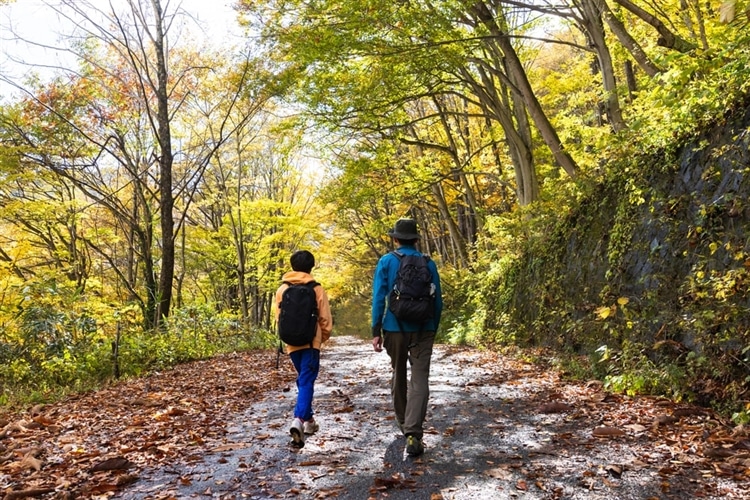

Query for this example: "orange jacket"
[274,271,333,353]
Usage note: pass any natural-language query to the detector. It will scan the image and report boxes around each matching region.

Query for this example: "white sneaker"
[289,418,305,448]
[303,420,319,435]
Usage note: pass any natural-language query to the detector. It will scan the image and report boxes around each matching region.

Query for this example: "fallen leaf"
[624,424,647,433]
[90,457,133,472]
[593,426,626,437]
[299,460,323,466]
[32,415,56,426]
[655,415,678,426]
[539,402,574,413]
[87,484,120,495]
[704,447,735,459]
[3,488,55,499]
[673,407,704,418]
[605,464,623,478]
[484,467,512,480]
[20,454,43,471]
[167,406,188,416]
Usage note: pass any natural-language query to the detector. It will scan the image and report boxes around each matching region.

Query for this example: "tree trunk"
[612,0,698,52]
[151,0,175,326]
[432,94,482,241]
[231,205,250,320]
[502,54,539,204]
[624,60,637,100]
[403,123,470,267]
[578,0,626,133]
[460,63,539,205]
[601,1,662,77]
[685,0,710,51]
[470,1,579,179]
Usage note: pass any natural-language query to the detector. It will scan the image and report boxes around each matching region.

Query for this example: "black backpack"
[278,281,319,346]
[388,251,435,323]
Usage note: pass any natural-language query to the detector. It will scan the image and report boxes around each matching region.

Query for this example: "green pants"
[383,330,436,439]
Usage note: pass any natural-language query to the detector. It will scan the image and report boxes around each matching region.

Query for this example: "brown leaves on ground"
[370,473,417,493]
[0,351,293,499]
[1,341,749,499]
[482,350,750,497]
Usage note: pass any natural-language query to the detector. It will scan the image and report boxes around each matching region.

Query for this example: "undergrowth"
[0,302,276,411]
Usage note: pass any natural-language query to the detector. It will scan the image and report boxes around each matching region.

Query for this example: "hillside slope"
[489,101,750,409]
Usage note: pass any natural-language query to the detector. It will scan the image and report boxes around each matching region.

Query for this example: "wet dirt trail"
[112,336,747,500]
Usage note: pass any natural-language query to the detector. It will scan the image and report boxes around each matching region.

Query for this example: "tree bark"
[624,60,637,100]
[459,63,538,204]
[601,1,662,77]
[150,0,175,326]
[612,0,697,53]
[576,0,626,133]
[470,1,579,179]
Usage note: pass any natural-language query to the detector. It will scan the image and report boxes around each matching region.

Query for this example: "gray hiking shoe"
[406,435,424,456]
[303,420,319,435]
[290,418,305,448]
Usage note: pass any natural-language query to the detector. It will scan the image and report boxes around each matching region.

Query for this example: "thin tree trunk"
[612,0,698,52]
[578,0,626,133]
[686,0,710,50]
[470,1,579,179]
[461,63,539,205]
[151,0,175,326]
[601,1,662,77]
[403,122,469,266]
[624,60,637,100]
[432,94,482,240]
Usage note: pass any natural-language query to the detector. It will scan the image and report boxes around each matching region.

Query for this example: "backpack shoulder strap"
[392,250,430,263]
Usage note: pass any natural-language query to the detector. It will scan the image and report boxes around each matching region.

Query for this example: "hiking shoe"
[289,418,305,448]
[406,435,424,456]
[303,420,319,435]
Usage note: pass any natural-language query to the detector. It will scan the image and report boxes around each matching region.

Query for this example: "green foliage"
[436,266,482,346]
[0,288,275,409]
[613,31,750,158]
[467,28,750,416]
[595,342,689,400]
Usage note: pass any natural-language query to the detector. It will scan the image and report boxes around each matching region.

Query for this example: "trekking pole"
[276,340,283,369]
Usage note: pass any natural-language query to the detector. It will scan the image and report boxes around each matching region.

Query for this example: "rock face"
[495,102,750,366]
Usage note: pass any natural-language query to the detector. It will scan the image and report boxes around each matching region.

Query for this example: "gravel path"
[116,336,749,499]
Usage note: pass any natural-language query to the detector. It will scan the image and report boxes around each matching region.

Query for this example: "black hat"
[387,218,420,240]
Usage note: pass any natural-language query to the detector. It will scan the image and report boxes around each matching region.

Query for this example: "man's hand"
[372,336,383,352]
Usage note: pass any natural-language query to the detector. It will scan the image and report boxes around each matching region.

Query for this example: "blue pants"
[289,348,320,421]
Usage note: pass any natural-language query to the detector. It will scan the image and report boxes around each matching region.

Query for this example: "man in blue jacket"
[371,218,443,457]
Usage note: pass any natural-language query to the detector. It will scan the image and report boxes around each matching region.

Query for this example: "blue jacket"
[371,245,443,334]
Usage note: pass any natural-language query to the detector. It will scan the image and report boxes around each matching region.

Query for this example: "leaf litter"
[0,336,747,499]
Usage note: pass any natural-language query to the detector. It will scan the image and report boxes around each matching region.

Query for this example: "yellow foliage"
[595,305,614,319]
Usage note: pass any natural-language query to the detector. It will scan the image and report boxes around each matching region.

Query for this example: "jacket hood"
[281,271,314,285]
